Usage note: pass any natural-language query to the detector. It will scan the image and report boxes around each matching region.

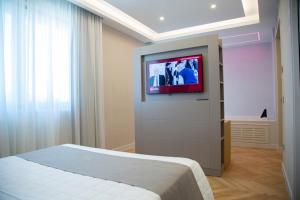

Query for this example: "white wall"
[290,0,300,197]
[286,0,300,198]
[223,43,276,119]
[102,25,143,150]
[278,0,298,198]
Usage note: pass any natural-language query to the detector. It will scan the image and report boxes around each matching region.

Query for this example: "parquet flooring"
[124,147,289,200]
[208,147,289,200]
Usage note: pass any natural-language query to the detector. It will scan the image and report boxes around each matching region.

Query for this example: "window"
[2,3,72,109]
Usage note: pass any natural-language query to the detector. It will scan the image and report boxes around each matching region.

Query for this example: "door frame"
[274,21,284,149]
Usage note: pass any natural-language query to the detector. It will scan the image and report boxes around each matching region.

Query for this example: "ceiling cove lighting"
[68,0,259,42]
[210,4,217,9]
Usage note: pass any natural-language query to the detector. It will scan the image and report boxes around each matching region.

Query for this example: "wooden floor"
[208,147,289,200]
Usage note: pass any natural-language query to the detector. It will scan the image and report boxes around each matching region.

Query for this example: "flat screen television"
[146,54,204,94]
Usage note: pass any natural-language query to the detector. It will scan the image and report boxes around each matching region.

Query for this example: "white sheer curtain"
[0,0,104,157]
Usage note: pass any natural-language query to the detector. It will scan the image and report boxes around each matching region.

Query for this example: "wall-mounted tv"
[146,54,204,94]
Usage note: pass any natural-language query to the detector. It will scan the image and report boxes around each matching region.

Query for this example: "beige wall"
[102,24,143,149]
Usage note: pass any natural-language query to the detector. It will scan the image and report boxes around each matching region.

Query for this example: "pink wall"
[223,42,275,119]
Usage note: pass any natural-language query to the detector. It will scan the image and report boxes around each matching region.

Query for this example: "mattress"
[0,144,214,200]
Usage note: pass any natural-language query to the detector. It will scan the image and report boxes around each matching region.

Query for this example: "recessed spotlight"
[159,16,165,21]
[210,4,217,9]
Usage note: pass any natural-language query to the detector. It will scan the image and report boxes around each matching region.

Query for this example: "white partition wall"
[134,35,224,176]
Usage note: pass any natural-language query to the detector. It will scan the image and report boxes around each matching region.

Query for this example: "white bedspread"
[0,144,214,200]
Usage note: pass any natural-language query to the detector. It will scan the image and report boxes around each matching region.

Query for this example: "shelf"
[219,50,223,63]
[219,65,224,82]
[220,38,224,172]
[220,84,224,100]
[221,139,224,165]
[221,120,224,137]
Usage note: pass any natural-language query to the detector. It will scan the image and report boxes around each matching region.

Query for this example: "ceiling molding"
[68,0,260,42]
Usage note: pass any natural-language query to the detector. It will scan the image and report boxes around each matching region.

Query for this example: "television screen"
[146,54,204,94]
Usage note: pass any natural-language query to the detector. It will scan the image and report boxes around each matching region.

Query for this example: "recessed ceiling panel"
[105,0,245,33]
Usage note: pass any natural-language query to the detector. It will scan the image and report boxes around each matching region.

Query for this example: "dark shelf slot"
[219,47,223,63]
[221,139,224,164]
[220,84,224,100]
[221,120,224,137]
[220,102,224,119]
[219,65,224,82]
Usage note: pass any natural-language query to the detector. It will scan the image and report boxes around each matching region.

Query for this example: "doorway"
[274,22,284,149]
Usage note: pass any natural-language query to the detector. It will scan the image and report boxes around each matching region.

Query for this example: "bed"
[0,144,214,200]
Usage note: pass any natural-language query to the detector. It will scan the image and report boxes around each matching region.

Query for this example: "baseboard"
[232,142,279,149]
[282,162,293,199]
[113,143,135,152]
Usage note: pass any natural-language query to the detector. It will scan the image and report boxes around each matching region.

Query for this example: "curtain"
[71,5,105,149]
[0,0,104,157]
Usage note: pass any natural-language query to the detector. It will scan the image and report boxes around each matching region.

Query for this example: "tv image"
[146,54,204,94]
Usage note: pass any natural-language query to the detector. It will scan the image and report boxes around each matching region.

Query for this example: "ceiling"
[69,0,278,46]
[105,0,245,33]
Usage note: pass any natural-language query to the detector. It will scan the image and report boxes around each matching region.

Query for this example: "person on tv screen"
[188,59,199,83]
[165,62,175,86]
[149,64,166,87]
[172,67,184,85]
[176,60,197,84]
